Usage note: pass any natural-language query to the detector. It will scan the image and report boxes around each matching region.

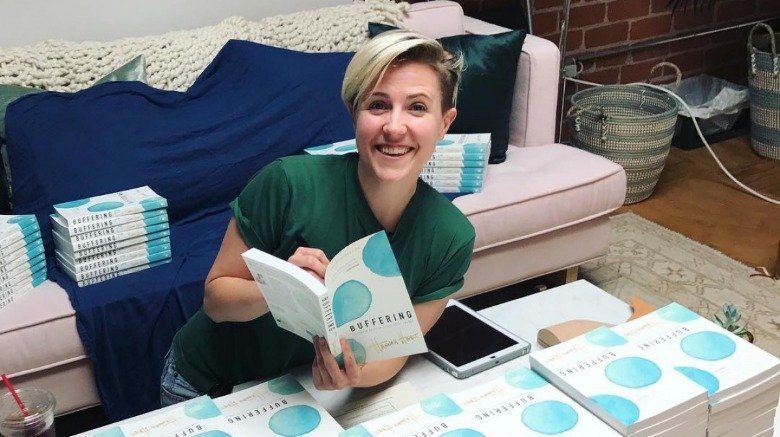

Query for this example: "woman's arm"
[312,298,448,389]
[203,218,271,323]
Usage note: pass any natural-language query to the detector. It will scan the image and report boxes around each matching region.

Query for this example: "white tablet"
[424,299,531,379]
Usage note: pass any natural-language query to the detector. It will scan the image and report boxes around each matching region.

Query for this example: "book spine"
[434,144,488,154]
[0,231,43,259]
[0,258,46,289]
[420,166,484,175]
[425,180,483,189]
[428,152,487,161]
[60,223,170,252]
[420,173,483,182]
[64,198,168,228]
[63,236,171,263]
[68,214,169,243]
[65,243,172,274]
[59,250,172,281]
[424,159,485,168]
[75,258,171,287]
[67,209,168,236]
[65,229,171,259]
[0,219,39,241]
[0,239,44,268]
[320,294,339,353]
[430,186,482,194]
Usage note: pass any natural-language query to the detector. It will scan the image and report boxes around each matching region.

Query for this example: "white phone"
[424,299,531,379]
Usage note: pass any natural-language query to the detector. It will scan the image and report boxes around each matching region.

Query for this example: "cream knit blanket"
[0,0,408,92]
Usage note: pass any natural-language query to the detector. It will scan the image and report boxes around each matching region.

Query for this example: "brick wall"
[533,0,780,86]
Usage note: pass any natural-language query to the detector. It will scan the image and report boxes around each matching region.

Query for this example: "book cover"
[77,396,245,437]
[339,393,476,437]
[50,209,168,238]
[57,208,168,236]
[53,222,170,252]
[56,249,172,281]
[58,241,171,274]
[242,230,427,363]
[529,326,708,435]
[59,230,171,261]
[215,373,343,436]
[448,366,622,436]
[611,302,780,403]
[53,186,167,228]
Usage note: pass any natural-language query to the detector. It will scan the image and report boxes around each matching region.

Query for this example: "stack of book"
[529,325,710,436]
[76,374,343,437]
[51,186,172,287]
[611,302,780,437]
[304,133,490,195]
[0,214,46,309]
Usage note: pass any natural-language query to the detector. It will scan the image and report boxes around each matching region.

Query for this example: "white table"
[292,279,632,413]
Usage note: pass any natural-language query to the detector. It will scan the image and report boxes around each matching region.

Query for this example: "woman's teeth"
[379,146,411,156]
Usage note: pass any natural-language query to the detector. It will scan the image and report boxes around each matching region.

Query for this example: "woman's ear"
[439,107,457,138]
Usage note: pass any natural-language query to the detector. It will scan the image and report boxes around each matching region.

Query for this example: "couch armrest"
[464,17,560,148]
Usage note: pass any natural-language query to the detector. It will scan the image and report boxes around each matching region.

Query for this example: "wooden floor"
[617,135,780,274]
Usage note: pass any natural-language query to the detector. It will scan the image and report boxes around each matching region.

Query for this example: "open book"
[241,231,427,364]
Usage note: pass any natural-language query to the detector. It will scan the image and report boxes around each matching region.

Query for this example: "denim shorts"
[160,348,202,407]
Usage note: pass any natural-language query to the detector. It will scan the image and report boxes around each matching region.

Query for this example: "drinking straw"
[1,374,29,417]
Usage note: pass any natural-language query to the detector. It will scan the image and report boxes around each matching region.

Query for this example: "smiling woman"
[162,29,476,405]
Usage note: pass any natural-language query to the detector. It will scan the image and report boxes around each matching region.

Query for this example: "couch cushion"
[453,144,626,252]
[369,22,526,164]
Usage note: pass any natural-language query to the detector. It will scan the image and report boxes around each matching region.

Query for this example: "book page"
[325,231,427,364]
[242,248,339,352]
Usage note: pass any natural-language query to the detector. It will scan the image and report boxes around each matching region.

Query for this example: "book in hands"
[241,231,427,364]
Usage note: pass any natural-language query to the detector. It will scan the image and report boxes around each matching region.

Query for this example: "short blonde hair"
[341,29,463,114]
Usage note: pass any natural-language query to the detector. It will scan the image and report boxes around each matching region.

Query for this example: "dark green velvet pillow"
[0,55,147,213]
[368,23,526,164]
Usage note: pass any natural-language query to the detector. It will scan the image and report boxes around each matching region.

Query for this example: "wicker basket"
[568,83,678,204]
[748,23,780,160]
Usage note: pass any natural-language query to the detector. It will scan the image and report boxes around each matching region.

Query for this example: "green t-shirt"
[173,153,475,394]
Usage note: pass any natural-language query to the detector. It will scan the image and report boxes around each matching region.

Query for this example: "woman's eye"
[367,101,388,111]
[410,103,427,112]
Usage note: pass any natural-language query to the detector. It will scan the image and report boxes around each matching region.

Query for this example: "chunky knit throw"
[0,0,408,92]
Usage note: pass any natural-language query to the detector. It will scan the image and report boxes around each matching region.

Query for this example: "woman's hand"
[312,337,363,390]
[288,247,329,283]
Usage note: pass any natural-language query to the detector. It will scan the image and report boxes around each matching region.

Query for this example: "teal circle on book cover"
[675,366,720,395]
[6,215,32,225]
[585,328,627,347]
[54,198,90,208]
[335,143,357,152]
[88,201,124,212]
[335,339,367,366]
[657,303,699,322]
[590,394,639,426]
[92,427,124,437]
[362,232,401,277]
[605,357,661,388]
[505,367,548,389]
[268,405,321,437]
[441,429,485,437]
[306,143,335,150]
[184,397,221,419]
[340,425,372,437]
[194,432,231,437]
[140,197,164,209]
[437,139,455,145]
[268,374,304,395]
[680,331,735,361]
[333,280,372,327]
[521,400,579,435]
[420,394,463,417]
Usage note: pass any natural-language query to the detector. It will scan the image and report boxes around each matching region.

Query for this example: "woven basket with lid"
[748,23,780,160]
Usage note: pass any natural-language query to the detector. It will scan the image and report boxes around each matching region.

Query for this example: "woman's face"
[354,61,457,185]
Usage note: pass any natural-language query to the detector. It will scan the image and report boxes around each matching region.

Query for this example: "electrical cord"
[565,77,780,205]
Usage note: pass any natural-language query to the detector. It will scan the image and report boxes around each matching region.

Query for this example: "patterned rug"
[580,212,780,357]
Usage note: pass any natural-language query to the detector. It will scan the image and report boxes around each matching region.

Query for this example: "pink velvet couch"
[0,0,626,417]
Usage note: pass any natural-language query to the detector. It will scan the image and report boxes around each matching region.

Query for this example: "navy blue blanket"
[6,40,355,420]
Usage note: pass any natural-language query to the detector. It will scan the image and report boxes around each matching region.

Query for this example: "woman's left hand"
[312,336,362,390]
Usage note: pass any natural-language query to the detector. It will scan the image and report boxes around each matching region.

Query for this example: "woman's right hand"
[288,247,330,283]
